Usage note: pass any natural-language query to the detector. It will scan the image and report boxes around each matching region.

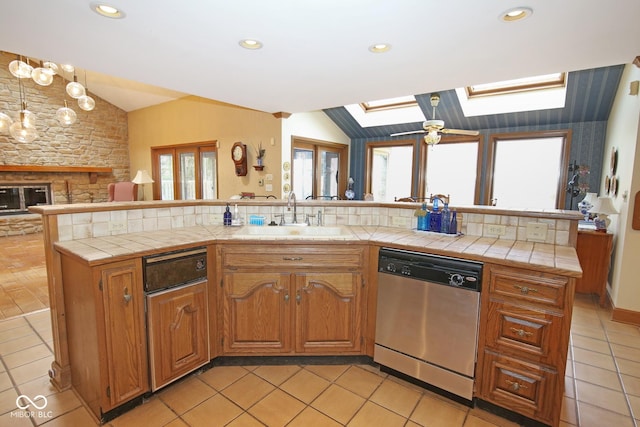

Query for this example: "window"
[365,140,415,202]
[151,141,218,200]
[420,136,482,205]
[291,137,347,200]
[486,131,571,209]
[466,73,566,98]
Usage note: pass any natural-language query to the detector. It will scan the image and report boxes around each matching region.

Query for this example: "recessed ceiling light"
[500,7,533,22]
[369,43,392,53]
[239,39,263,50]
[90,2,126,19]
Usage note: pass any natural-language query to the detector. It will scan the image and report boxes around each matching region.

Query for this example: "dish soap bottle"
[441,202,450,234]
[223,203,232,226]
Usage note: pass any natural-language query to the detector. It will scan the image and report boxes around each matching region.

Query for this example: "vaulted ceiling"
[1,1,638,115]
[324,65,626,139]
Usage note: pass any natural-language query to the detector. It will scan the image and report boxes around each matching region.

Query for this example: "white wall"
[604,63,640,311]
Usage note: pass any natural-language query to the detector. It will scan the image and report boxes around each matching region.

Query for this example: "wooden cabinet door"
[222,272,292,353]
[147,281,209,391]
[294,272,361,353]
[99,260,148,409]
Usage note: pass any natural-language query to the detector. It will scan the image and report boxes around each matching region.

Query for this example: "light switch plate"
[526,222,548,240]
[265,184,273,192]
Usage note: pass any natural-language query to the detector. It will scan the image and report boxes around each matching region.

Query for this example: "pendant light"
[77,70,95,111]
[60,64,74,73]
[0,112,12,134]
[8,55,33,79]
[43,61,59,75]
[66,71,85,99]
[31,61,55,86]
[9,76,38,142]
[56,100,77,125]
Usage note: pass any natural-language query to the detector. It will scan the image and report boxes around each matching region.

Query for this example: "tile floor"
[0,233,639,426]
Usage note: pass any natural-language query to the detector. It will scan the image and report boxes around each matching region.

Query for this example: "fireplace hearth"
[0,184,52,216]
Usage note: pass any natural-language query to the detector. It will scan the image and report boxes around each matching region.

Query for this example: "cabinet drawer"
[489,266,568,308]
[222,245,364,270]
[480,351,556,424]
[486,301,564,365]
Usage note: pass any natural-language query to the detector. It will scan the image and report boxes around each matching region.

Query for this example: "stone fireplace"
[0,183,52,215]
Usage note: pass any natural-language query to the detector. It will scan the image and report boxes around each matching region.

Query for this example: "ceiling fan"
[390,93,479,145]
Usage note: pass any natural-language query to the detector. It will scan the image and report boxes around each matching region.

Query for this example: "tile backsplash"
[56,202,575,246]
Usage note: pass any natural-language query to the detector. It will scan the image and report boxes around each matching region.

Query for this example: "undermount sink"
[233,225,353,239]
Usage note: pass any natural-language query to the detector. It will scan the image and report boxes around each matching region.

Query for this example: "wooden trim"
[611,306,640,326]
[0,165,113,184]
[272,112,292,119]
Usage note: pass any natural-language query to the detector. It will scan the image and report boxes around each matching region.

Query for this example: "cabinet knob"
[283,256,303,261]
[296,292,301,304]
[509,327,533,337]
[123,287,132,303]
[505,379,527,392]
[284,293,290,302]
[513,284,538,295]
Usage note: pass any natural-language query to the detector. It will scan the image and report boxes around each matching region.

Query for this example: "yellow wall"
[604,63,640,311]
[128,96,283,199]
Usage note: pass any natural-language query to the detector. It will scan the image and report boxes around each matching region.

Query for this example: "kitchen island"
[32,200,582,426]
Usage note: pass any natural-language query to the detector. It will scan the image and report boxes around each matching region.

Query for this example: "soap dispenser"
[223,203,232,226]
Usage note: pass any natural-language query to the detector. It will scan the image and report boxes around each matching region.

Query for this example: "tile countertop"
[54,225,582,278]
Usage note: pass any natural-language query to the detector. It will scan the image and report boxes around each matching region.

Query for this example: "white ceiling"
[2,1,639,114]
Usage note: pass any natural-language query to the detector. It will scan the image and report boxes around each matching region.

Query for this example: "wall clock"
[231,142,247,176]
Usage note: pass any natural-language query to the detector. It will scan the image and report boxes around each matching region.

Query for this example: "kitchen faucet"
[287,191,297,223]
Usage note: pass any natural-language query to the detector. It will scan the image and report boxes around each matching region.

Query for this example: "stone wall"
[0,51,131,233]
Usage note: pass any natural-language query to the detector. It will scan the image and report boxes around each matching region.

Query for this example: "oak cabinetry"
[147,281,209,391]
[477,264,574,427]
[219,244,365,355]
[575,230,613,306]
[61,256,148,420]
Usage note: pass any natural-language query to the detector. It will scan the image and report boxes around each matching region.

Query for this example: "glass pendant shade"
[56,104,77,126]
[18,109,37,128]
[31,66,54,86]
[60,64,74,73]
[78,93,95,111]
[66,80,85,99]
[0,112,12,134]
[9,59,33,78]
[9,112,38,143]
[43,61,59,75]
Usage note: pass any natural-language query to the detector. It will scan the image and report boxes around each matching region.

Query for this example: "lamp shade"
[132,170,154,184]
[581,192,598,206]
[588,196,618,215]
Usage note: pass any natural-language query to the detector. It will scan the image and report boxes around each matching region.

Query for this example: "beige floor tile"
[574,362,623,391]
[348,400,406,427]
[158,376,215,414]
[39,406,97,426]
[311,384,365,425]
[575,379,630,416]
[248,389,305,426]
[162,418,190,427]
[463,414,504,427]
[607,330,640,349]
[181,393,243,427]
[335,365,384,398]
[280,368,330,404]
[0,317,28,332]
[224,412,265,427]
[17,375,60,400]
[288,406,342,427]
[198,365,249,391]
[0,372,12,393]
[0,409,34,426]
[252,364,301,386]
[369,378,421,418]
[9,356,54,385]
[572,347,616,371]
[603,320,640,336]
[564,375,575,398]
[622,374,640,396]
[571,334,611,354]
[32,389,82,425]
[221,373,275,410]
[0,387,19,415]
[304,364,349,382]
[611,343,640,361]
[110,397,176,427]
[561,396,578,425]
[466,408,520,427]
[570,325,607,341]
[410,393,467,427]
[577,401,635,427]
[617,358,640,378]
[0,325,35,343]
[628,395,640,421]
[3,343,51,369]
[0,334,42,356]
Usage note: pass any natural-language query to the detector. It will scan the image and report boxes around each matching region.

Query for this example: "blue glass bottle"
[417,203,428,230]
[449,209,457,234]
[430,199,441,232]
[441,203,450,234]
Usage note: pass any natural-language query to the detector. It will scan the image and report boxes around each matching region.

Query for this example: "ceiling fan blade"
[390,130,425,137]
[440,128,480,136]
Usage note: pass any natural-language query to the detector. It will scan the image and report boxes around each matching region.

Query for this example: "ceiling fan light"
[0,112,12,134]
[424,131,441,146]
[9,59,33,78]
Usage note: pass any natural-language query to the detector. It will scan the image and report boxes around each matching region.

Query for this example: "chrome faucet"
[287,191,297,223]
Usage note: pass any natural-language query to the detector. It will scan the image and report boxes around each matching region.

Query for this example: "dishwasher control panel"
[378,247,482,291]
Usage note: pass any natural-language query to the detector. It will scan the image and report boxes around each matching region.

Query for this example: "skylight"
[466,73,566,98]
[344,95,425,128]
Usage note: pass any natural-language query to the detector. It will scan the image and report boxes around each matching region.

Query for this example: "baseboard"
[611,305,640,326]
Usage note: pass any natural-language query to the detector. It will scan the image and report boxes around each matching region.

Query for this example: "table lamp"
[588,196,617,232]
[578,192,598,221]
[131,170,154,201]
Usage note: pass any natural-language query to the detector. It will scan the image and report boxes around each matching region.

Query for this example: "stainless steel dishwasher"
[374,247,482,401]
